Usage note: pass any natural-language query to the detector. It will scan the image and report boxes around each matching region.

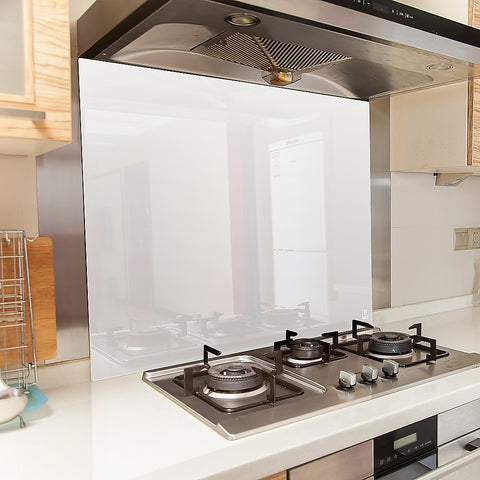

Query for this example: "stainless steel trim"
[76,0,149,56]
[0,108,45,121]
[438,399,480,445]
[369,98,391,310]
[415,447,480,480]
[439,428,480,467]
[288,440,373,480]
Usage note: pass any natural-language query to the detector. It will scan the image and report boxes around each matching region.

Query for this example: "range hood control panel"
[325,0,479,46]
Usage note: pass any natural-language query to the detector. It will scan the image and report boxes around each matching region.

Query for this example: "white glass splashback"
[79,59,372,380]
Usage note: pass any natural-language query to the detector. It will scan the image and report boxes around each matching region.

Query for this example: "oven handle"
[412,446,480,480]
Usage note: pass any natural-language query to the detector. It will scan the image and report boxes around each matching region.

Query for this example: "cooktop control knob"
[339,370,356,389]
[382,359,399,378]
[361,364,378,383]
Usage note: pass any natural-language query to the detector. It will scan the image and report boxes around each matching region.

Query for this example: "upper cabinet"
[390,0,480,173]
[0,0,71,156]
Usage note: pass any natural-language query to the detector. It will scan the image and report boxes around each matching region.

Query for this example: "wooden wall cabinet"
[390,0,480,174]
[0,0,71,156]
[259,472,287,480]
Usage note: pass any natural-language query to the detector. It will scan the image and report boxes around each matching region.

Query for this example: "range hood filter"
[192,31,352,85]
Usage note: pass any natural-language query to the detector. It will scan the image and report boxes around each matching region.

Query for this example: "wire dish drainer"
[0,231,37,389]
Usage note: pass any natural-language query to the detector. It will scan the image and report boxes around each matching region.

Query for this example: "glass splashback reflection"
[79,59,372,380]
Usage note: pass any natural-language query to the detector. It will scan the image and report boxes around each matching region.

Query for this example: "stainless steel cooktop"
[143,322,480,439]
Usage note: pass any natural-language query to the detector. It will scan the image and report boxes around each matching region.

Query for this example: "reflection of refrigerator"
[269,133,328,317]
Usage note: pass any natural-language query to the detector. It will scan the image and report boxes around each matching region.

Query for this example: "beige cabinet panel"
[390,0,480,173]
[390,82,469,173]
[0,0,71,156]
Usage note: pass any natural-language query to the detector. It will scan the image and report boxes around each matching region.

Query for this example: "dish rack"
[0,231,37,389]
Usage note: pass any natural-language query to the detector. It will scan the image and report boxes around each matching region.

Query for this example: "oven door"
[413,434,480,480]
[375,450,437,479]
[374,416,437,479]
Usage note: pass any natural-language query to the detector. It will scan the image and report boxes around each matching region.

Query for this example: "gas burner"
[201,382,270,411]
[291,338,323,359]
[368,332,413,355]
[207,362,264,392]
[336,320,449,367]
[170,348,307,413]
[265,330,348,368]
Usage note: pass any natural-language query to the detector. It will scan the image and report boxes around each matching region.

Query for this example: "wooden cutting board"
[1,236,57,365]
[26,236,57,362]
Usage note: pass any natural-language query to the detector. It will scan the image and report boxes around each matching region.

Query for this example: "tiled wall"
[391,172,480,306]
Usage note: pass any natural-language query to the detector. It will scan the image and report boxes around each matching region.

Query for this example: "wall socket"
[469,228,480,249]
[454,227,480,250]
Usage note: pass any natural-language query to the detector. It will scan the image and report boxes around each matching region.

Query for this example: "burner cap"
[368,331,412,355]
[207,362,263,392]
[291,338,323,359]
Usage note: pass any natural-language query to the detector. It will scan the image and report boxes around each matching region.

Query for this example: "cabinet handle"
[465,438,480,451]
[0,108,46,121]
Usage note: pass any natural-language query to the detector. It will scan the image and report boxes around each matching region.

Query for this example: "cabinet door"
[0,0,34,104]
[471,0,480,166]
[259,473,287,480]
[389,0,480,172]
[0,0,71,156]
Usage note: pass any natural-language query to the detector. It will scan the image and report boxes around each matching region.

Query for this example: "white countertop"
[2,306,480,480]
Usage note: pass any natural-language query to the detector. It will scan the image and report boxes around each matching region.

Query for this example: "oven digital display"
[394,432,418,450]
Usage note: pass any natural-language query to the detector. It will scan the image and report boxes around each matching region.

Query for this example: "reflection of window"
[269,134,328,317]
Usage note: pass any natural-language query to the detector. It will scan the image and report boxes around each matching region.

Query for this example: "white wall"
[391,172,480,306]
[0,155,38,236]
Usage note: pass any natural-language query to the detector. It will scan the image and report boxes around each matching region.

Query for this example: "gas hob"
[143,321,480,439]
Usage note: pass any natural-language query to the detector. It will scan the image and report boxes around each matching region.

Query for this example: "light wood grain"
[26,236,57,361]
[470,0,480,165]
[0,0,71,156]
[259,472,287,480]
[1,236,57,366]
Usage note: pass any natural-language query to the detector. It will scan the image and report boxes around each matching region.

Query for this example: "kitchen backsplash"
[79,59,372,380]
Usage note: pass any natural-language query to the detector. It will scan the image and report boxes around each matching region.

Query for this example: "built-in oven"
[374,416,437,479]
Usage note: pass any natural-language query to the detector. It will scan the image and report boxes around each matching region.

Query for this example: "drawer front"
[288,440,373,480]
[438,399,480,445]
[438,427,480,466]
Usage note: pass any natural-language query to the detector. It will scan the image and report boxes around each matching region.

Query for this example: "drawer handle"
[0,107,46,121]
[465,438,480,451]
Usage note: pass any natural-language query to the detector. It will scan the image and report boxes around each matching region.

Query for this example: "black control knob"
[382,359,399,378]
[339,370,356,389]
[361,364,378,383]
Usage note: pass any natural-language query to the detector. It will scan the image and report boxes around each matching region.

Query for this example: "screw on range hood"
[224,13,261,27]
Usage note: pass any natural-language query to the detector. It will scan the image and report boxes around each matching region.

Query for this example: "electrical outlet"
[469,228,480,249]
[454,228,469,250]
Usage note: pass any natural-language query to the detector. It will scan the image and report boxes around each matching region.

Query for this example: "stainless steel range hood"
[77,0,480,100]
